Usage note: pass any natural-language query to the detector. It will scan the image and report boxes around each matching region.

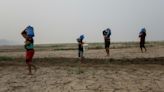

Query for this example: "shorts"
[105,39,110,48]
[26,50,35,64]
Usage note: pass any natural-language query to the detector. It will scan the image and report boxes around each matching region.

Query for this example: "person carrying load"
[102,28,111,56]
[21,25,36,75]
[77,35,85,62]
[139,27,147,53]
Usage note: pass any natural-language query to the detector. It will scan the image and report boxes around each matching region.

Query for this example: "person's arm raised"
[21,30,28,39]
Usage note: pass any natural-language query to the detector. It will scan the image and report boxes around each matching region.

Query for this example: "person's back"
[103,28,111,40]
[139,31,146,44]
[77,35,85,58]
[78,39,83,53]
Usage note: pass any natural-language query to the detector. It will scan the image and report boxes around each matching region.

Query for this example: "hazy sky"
[0,0,164,44]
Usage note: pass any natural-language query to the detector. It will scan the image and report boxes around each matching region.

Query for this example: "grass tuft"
[0,56,14,61]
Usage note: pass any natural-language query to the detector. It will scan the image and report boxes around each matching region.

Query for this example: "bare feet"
[31,64,37,73]
[33,66,37,72]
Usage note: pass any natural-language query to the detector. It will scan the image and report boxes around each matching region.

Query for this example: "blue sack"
[25,26,35,37]
[80,35,84,40]
[106,28,111,36]
[103,28,111,38]
[140,28,146,33]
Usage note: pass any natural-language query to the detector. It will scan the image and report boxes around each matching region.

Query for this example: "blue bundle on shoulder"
[103,28,111,38]
[140,28,146,33]
[80,35,84,40]
[77,35,84,42]
[25,25,35,38]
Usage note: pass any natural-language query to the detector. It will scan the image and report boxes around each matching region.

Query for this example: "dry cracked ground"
[0,46,164,92]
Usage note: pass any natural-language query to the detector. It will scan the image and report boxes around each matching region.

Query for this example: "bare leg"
[80,51,84,63]
[27,64,37,75]
[27,64,32,75]
[31,64,37,72]
[26,59,32,75]
[105,48,110,56]
[143,45,147,52]
[26,58,37,75]
[140,47,143,53]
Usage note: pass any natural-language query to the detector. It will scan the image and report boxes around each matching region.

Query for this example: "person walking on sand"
[103,28,111,56]
[77,35,85,62]
[21,25,37,75]
[139,27,147,53]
